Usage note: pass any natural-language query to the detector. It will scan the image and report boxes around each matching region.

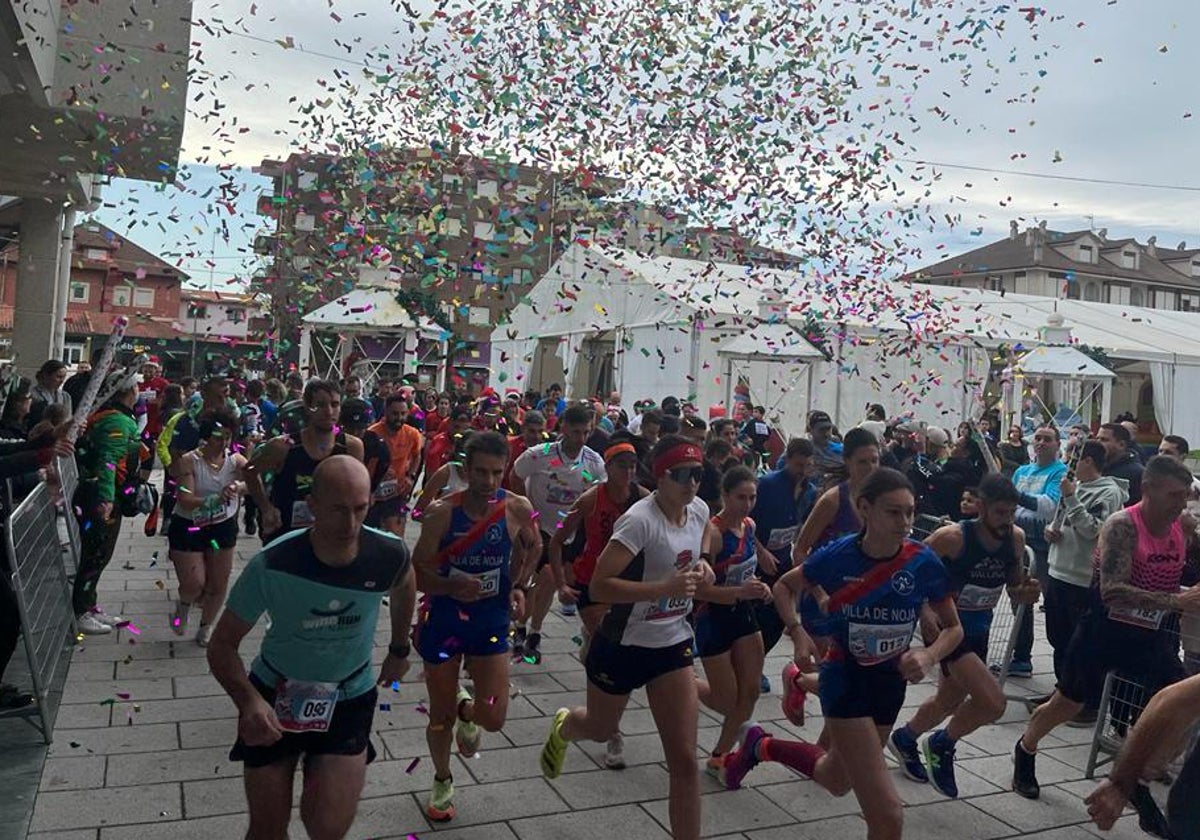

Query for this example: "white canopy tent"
[717,324,825,437]
[1008,343,1116,431]
[299,287,444,384]
[492,245,1200,443]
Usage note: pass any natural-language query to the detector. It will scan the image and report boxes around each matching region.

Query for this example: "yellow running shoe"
[540,707,570,779]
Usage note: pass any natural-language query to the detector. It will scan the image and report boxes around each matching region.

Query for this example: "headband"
[652,442,704,479]
[604,442,637,463]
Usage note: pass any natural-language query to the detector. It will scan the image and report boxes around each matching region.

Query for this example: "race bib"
[647,595,692,621]
[274,679,339,733]
[957,584,1004,612]
[292,500,315,528]
[724,557,757,587]
[448,566,502,598]
[847,622,914,666]
[374,478,399,501]
[755,422,769,436]
[193,499,231,528]
[767,524,799,551]
[1108,605,1165,630]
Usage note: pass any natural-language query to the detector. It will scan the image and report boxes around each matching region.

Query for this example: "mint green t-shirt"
[225,527,410,699]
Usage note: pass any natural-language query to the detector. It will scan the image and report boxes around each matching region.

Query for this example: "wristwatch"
[388,641,411,658]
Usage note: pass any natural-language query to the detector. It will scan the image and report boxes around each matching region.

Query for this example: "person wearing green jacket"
[73,373,149,635]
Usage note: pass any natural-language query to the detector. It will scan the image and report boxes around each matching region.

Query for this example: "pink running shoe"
[781,662,807,726]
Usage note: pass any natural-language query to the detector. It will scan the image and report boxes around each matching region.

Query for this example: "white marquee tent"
[299,287,444,383]
[491,245,1200,442]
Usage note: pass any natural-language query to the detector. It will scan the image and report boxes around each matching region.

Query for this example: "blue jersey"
[750,467,817,562]
[429,490,513,625]
[804,534,948,669]
[943,519,1017,638]
[711,518,758,587]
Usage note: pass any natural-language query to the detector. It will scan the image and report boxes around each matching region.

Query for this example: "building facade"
[908,221,1200,312]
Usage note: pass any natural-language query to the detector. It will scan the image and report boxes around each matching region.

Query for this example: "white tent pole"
[805,364,814,426]
[689,316,701,399]
[724,355,733,413]
[1101,377,1112,426]
[298,326,313,375]
[832,333,844,426]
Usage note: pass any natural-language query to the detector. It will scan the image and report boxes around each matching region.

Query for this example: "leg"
[943,655,1006,740]
[697,652,737,718]
[560,680,632,744]
[903,669,968,737]
[243,756,299,840]
[72,510,122,616]
[0,565,21,681]
[198,548,235,627]
[170,550,206,607]
[299,751,369,840]
[460,652,511,732]
[714,633,765,756]
[646,667,701,840]
[755,598,786,656]
[529,563,555,635]
[577,604,607,661]
[423,656,463,781]
[826,719,904,840]
[1023,690,1084,751]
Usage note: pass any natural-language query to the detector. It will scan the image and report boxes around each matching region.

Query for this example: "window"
[186,303,208,319]
[1191,260,1200,278]
[516,184,540,202]
[133,287,154,309]
[1065,281,1080,300]
[510,225,532,245]
[1121,250,1137,270]
[439,217,462,237]
[1078,244,1094,263]
[1151,289,1176,311]
[468,306,492,326]
[62,343,84,366]
[1181,293,1200,312]
[474,221,495,241]
[296,171,318,190]
[1083,282,1101,302]
[1107,284,1131,306]
[476,180,498,200]
[227,307,245,323]
[1130,286,1145,307]
[511,268,533,286]
[69,282,89,303]
[111,286,131,307]
[442,174,462,193]
[294,211,315,232]
[84,247,109,261]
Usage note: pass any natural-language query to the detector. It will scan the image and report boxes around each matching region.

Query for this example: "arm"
[549,489,595,591]
[1061,485,1114,541]
[206,608,282,747]
[412,464,449,519]
[1017,470,1063,521]
[924,524,964,562]
[900,595,963,682]
[378,562,417,686]
[697,521,741,605]
[1087,675,1200,830]
[1005,528,1040,602]
[791,489,836,566]
[344,433,364,462]
[590,534,700,605]
[771,565,819,669]
[243,438,287,513]
[1099,513,1195,611]
[507,495,543,592]
[172,454,209,512]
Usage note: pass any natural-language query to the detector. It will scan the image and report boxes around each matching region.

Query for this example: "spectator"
[638,408,663,445]
[63,350,103,409]
[536,383,566,417]
[806,409,843,478]
[999,425,1030,477]
[740,405,772,460]
[28,359,72,428]
[0,383,32,440]
[1097,422,1144,505]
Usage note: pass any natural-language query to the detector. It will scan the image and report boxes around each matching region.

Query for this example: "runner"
[411,431,541,822]
[548,437,649,769]
[167,408,248,646]
[724,468,962,840]
[1013,455,1200,821]
[365,395,424,536]
[694,466,773,780]
[206,456,417,840]
[337,398,392,526]
[412,431,472,519]
[509,404,606,662]
[245,379,364,544]
[540,435,715,840]
[888,473,1039,797]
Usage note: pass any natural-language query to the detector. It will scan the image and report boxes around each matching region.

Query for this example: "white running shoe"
[604,731,626,770]
[170,600,190,636]
[77,613,113,635]
[91,609,129,628]
[195,624,212,647]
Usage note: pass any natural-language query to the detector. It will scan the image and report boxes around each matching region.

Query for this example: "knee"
[429,713,457,734]
[301,809,354,840]
[826,775,854,797]
[474,704,507,732]
[981,688,1007,723]
[246,814,290,840]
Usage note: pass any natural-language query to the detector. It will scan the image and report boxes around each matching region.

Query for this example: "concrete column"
[51,207,77,358]
[13,201,63,377]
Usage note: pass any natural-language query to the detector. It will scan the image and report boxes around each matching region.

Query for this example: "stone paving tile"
[965,786,1101,834]
[24,831,98,840]
[104,745,239,786]
[58,678,174,704]
[28,783,183,832]
[898,799,1015,839]
[508,802,672,840]
[417,777,564,828]
[744,816,866,840]
[642,788,795,837]
[46,723,179,757]
[549,762,673,809]
[96,814,246,840]
[37,757,107,793]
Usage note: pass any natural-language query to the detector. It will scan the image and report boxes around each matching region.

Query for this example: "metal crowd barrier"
[1,480,79,743]
[987,546,1038,698]
[56,454,82,575]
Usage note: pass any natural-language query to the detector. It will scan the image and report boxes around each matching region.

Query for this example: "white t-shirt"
[512,441,606,532]
[599,494,708,648]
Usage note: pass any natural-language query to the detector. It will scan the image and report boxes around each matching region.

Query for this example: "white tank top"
[178,450,240,526]
[443,462,467,497]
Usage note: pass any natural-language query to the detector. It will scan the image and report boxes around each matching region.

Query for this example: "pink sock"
[760,736,825,777]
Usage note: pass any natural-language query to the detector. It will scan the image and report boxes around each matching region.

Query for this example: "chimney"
[1147,236,1157,258]
[1097,228,1107,242]
[1009,220,1019,241]
[1179,241,1188,251]
[1032,221,1046,264]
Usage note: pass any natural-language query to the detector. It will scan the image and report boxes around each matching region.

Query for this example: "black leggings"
[0,555,20,682]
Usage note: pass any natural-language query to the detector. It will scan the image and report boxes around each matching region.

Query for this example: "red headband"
[604,442,637,463]
[653,443,704,479]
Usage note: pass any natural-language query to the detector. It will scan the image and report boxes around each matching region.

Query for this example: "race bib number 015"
[274,679,340,732]
[847,622,914,666]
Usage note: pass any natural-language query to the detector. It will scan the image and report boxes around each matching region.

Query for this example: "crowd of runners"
[1,361,1198,840]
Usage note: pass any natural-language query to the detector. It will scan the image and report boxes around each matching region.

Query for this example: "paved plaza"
[0,514,1167,840]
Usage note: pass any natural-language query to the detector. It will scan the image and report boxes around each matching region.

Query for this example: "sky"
[91,0,1200,289]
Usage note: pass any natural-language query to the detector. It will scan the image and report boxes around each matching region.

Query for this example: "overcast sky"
[94,0,1200,286]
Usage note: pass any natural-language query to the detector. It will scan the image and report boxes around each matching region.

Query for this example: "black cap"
[808,410,833,429]
[339,397,372,427]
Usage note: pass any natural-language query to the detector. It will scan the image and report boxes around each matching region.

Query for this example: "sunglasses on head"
[664,465,704,485]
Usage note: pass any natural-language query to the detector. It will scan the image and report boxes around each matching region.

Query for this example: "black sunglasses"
[665,466,704,485]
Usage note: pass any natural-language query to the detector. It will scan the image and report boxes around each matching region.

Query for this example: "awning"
[718,323,825,362]
[302,288,443,336]
[1016,345,1115,379]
